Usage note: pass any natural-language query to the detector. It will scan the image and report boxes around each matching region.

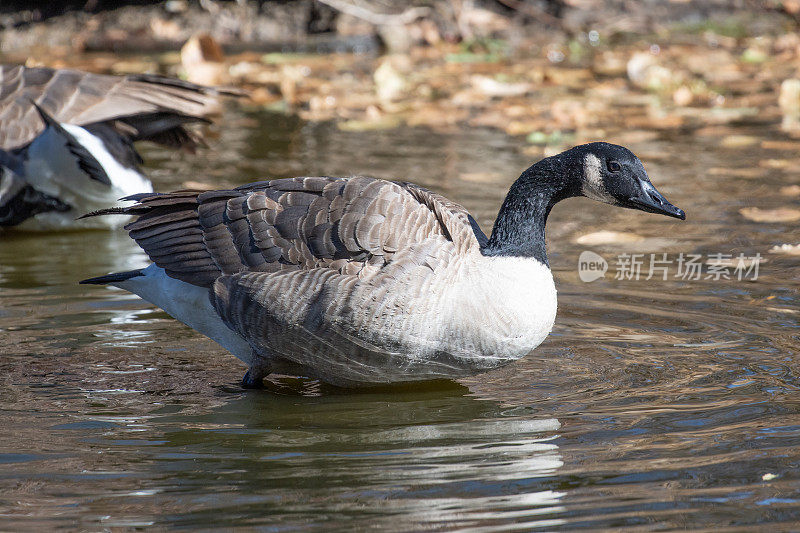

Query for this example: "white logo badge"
[578,251,607,282]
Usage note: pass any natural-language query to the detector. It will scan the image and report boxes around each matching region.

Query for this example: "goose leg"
[241,355,272,389]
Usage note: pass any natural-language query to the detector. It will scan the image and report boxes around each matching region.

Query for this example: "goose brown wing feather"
[90,176,484,289]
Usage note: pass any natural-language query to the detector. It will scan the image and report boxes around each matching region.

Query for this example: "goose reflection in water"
[69,383,566,530]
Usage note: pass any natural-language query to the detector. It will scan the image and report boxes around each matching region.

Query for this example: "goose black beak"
[627,180,685,220]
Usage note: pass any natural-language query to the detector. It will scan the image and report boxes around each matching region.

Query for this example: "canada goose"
[0,64,237,229]
[0,151,70,226]
[1,105,153,229]
[81,142,685,388]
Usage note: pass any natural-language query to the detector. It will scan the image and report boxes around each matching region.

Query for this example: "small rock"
[280,65,308,106]
[374,55,410,103]
[378,24,414,53]
[150,18,182,40]
[593,51,628,77]
[779,79,800,131]
[165,0,188,13]
[741,47,768,64]
[627,52,675,91]
[673,86,693,106]
[780,185,800,196]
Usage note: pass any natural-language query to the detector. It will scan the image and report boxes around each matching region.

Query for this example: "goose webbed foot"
[241,356,271,389]
[241,369,264,389]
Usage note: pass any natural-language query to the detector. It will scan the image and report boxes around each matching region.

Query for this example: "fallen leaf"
[338,116,403,131]
[708,167,766,178]
[576,231,645,245]
[720,135,759,148]
[181,33,227,85]
[181,180,217,190]
[740,207,800,222]
[471,75,532,98]
[780,185,800,196]
[575,231,678,250]
[762,140,800,150]
[459,172,502,183]
[545,67,594,87]
[612,130,660,144]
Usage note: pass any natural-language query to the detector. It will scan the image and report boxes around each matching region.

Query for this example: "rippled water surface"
[1,108,799,530]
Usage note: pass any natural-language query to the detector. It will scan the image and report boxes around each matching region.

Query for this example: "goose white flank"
[0,64,238,230]
[81,142,685,387]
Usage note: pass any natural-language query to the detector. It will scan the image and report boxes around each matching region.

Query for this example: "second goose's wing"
[0,65,237,151]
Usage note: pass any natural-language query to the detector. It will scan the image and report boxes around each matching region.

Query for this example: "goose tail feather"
[80,269,144,285]
[78,206,131,219]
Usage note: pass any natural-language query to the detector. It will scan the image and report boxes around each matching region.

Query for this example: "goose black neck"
[481,155,580,265]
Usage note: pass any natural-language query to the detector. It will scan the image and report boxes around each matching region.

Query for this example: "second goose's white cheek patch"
[582,153,614,203]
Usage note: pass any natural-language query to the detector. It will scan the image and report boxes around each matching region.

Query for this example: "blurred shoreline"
[3,1,800,156]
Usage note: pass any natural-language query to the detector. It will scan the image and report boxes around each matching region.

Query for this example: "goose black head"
[572,142,685,220]
[484,141,685,263]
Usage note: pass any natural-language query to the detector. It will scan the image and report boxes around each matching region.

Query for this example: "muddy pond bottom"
[0,110,799,530]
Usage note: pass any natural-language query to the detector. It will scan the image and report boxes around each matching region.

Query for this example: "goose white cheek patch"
[582,153,614,203]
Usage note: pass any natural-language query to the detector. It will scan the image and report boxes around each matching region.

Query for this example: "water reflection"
[2,384,565,530]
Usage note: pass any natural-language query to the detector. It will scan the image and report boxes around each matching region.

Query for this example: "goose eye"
[607,160,621,172]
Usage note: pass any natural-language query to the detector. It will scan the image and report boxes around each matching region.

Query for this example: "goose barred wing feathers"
[87,176,489,383]
[0,64,238,151]
[103,176,485,288]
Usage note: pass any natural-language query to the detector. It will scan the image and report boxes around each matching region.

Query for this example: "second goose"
[0,64,237,230]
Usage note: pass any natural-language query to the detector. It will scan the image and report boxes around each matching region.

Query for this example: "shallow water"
[1,108,799,530]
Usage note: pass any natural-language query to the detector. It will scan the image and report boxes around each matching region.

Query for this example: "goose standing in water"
[82,142,685,387]
[0,64,236,230]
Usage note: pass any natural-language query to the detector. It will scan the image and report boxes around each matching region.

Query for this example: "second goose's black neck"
[481,154,581,265]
